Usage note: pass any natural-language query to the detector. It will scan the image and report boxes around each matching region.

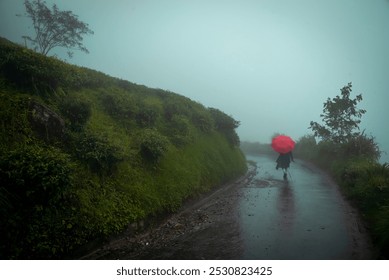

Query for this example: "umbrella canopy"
[271,135,295,154]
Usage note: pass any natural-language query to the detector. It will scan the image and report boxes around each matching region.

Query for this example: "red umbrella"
[271,135,295,154]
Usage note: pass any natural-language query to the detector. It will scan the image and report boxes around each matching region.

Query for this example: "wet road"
[240,155,371,259]
[82,155,373,260]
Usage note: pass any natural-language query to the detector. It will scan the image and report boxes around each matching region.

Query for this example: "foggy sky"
[1,0,389,162]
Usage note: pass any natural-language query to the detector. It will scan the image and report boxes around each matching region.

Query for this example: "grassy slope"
[0,38,247,259]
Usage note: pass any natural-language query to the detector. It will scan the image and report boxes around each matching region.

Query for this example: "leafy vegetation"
[0,144,77,258]
[0,37,113,94]
[139,129,169,163]
[295,84,388,258]
[20,0,94,57]
[209,108,240,146]
[309,82,366,144]
[0,37,247,259]
[60,94,91,131]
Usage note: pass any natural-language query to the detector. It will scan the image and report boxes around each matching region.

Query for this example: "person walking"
[276,151,294,180]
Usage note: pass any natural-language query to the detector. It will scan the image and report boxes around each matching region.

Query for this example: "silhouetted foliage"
[21,0,93,58]
[209,108,240,146]
[209,108,239,131]
[309,83,366,144]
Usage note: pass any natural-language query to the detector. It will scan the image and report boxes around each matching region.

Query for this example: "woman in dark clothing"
[276,151,294,180]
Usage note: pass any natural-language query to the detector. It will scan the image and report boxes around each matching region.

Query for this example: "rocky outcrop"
[28,100,65,142]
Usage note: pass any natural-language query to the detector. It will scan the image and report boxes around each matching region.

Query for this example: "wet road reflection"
[239,155,352,259]
[277,181,295,236]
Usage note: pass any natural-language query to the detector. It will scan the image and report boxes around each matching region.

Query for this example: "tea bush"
[0,144,76,258]
[76,131,122,173]
[0,92,31,147]
[166,115,193,147]
[135,105,160,127]
[100,89,136,120]
[139,129,169,163]
[60,95,91,131]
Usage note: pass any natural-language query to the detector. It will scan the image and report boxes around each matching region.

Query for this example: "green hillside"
[0,37,247,259]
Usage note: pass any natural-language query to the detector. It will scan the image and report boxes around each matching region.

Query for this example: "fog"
[1,0,389,162]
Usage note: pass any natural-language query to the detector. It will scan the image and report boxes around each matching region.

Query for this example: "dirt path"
[81,155,374,260]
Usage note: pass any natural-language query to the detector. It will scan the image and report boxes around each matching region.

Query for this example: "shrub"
[163,97,192,120]
[341,161,389,209]
[167,115,193,146]
[0,92,31,148]
[191,106,213,133]
[294,135,317,157]
[60,95,91,131]
[209,108,241,146]
[139,129,169,163]
[373,206,389,257]
[1,46,63,94]
[135,106,160,127]
[76,131,122,173]
[209,108,238,130]
[100,90,136,120]
[0,145,75,258]
[340,134,380,162]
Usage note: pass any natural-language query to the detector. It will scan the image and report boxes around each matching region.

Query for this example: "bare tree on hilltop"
[19,0,94,58]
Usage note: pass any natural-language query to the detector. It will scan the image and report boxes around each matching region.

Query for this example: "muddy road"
[82,155,374,260]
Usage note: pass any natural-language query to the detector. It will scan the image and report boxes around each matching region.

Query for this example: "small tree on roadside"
[20,0,93,58]
[309,82,366,144]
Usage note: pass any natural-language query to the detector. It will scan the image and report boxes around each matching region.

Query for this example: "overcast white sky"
[1,0,389,162]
